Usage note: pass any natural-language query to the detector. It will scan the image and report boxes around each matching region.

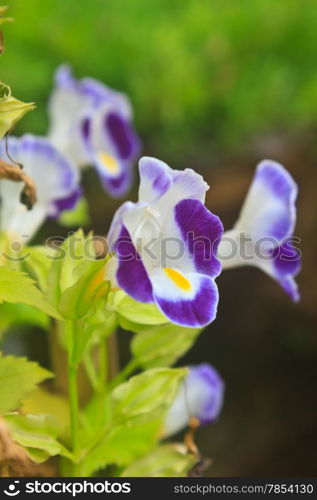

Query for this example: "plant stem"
[67,321,79,454]
[68,362,79,454]
[83,352,99,392]
[108,359,139,390]
[98,339,107,391]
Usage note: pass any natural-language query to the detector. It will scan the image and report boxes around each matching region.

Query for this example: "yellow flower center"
[98,152,119,174]
[164,267,192,290]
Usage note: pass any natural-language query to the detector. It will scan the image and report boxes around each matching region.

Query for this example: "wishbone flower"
[0,134,80,242]
[106,157,223,328]
[48,65,140,197]
[218,160,301,301]
[163,363,224,437]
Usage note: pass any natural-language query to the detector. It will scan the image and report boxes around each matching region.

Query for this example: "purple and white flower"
[163,363,224,437]
[48,65,140,197]
[0,134,80,242]
[218,160,301,301]
[107,157,223,328]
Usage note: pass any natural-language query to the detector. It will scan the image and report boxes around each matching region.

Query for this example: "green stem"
[83,352,99,392]
[66,321,79,454]
[108,358,139,390]
[68,362,79,454]
[98,339,108,392]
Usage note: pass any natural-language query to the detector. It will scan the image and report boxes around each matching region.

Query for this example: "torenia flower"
[218,160,301,301]
[107,157,223,328]
[48,65,140,197]
[0,134,80,242]
[163,363,224,437]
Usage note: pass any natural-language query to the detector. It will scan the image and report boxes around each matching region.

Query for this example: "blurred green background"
[2,0,317,476]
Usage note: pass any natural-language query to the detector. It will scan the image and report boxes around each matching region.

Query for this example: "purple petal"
[270,239,301,302]
[98,165,133,198]
[50,187,82,218]
[188,364,225,424]
[115,225,153,303]
[279,276,300,302]
[174,199,223,278]
[272,240,301,277]
[257,160,298,205]
[153,274,219,327]
[138,157,173,203]
[54,64,77,90]
[105,111,140,161]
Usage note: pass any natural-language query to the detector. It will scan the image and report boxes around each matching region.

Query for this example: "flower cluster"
[106,157,301,329]
[0,64,302,477]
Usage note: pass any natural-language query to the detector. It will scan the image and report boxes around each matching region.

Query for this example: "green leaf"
[59,259,109,320]
[121,444,197,477]
[118,316,151,334]
[22,387,70,436]
[132,323,201,369]
[112,367,188,424]
[47,229,106,313]
[116,295,167,326]
[0,303,49,332]
[0,266,61,319]
[5,413,71,463]
[58,197,90,227]
[22,245,56,293]
[47,229,88,307]
[73,306,117,364]
[76,419,160,476]
[0,354,52,414]
[0,94,34,139]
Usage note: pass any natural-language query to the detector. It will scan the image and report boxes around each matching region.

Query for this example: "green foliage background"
[2,0,317,163]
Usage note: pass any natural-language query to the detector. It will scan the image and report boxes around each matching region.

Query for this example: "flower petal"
[115,225,153,303]
[138,156,173,203]
[150,268,219,327]
[162,199,223,278]
[97,163,133,198]
[0,134,80,240]
[236,159,298,241]
[164,363,225,437]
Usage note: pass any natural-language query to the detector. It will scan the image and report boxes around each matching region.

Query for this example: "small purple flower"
[218,160,301,301]
[163,363,225,437]
[48,64,140,198]
[0,134,80,242]
[107,157,223,328]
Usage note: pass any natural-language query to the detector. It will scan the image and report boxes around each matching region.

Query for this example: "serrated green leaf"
[0,303,49,333]
[112,367,187,424]
[5,413,71,463]
[22,245,56,293]
[0,95,34,139]
[0,266,61,319]
[76,419,160,476]
[115,295,167,326]
[121,444,197,477]
[132,323,201,369]
[22,387,70,436]
[0,354,52,414]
